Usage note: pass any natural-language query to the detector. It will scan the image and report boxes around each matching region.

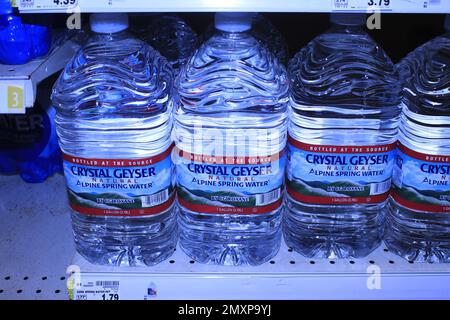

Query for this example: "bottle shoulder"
[136,14,199,70]
[52,32,173,116]
[288,27,401,109]
[398,34,450,116]
[398,34,450,78]
[176,32,289,113]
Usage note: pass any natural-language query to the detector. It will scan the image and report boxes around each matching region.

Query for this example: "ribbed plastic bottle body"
[135,14,198,74]
[385,33,450,263]
[174,30,289,266]
[251,13,288,64]
[285,25,402,259]
[52,31,177,266]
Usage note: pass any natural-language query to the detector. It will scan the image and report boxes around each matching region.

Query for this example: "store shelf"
[17,0,450,13]
[0,174,449,300]
[0,39,79,114]
[73,247,450,300]
[0,174,74,300]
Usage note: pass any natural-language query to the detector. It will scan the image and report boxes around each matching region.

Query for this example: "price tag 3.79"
[332,0,392,11]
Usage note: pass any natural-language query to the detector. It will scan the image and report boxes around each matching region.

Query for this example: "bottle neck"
[213,28,252,39]
[91,29,130,40]
[330,23,366,34]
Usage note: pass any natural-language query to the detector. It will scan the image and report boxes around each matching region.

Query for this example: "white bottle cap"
[330,13,366,26]
[90,13,129,34]
[445,14,450,31]
[214,12,253,32]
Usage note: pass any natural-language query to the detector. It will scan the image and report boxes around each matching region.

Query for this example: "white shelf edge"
[18,0,450,14]
[72,271,450,300]
[71,242,450,300]
[0,39,79,114]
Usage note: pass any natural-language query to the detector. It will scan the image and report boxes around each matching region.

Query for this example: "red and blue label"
[392,142,450,213]
[286,136,396,205]
[63,146,175,216]
[175,147,286,214]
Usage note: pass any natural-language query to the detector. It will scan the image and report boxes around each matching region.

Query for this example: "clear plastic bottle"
[284,13,402,259]
[385,15,450,263]
[174,13,289,266]
[251,13,288,65]
[131,14,198,74]
[52,13,177,266]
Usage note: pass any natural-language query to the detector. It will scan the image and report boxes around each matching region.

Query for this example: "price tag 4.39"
[20,0,78,10]
[52,0,78,7]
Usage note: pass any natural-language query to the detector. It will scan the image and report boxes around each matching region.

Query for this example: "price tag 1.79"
[72,278,121,300]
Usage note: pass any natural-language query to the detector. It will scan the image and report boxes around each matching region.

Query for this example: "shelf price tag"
[69,272,160,300]
[332,0,393,12]
[19,0,78,10]
[72,278,121,300]
[8,86,24,111]
[0,81,26,114]
[331,0,450,12]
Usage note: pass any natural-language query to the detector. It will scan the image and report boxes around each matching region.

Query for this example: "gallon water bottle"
[52,13,177,266]
[174,12,289,266]
[285,13,402,259]
[385,15,450,263]
[131,14,198,74]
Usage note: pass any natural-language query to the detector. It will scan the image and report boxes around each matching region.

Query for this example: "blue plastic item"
[0,103,62,183]
[0,0,12,15]
[0,0,51,65]
[0,75,62,183]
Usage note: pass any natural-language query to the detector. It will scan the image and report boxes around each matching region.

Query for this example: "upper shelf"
[0,39,79,114]
[16,0,450,13]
